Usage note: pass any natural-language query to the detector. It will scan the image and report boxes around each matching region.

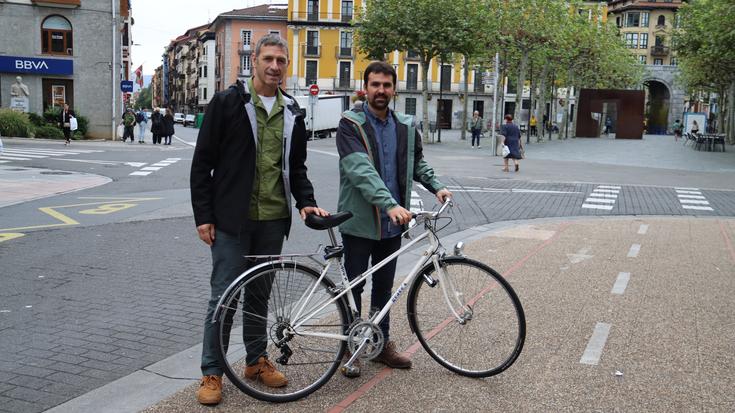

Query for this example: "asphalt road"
[0,130,734,412]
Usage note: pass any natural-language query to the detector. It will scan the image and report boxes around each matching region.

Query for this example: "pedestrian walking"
[604,116,613,136]
[336,61,452,378]
[163,108,174,145]
[190,33,329,406]
[136,109,147,143]
[691,119,699,135]
[501,114,524,172]
[121,108,136,143]
[673,119,683,142]
[59,103,74,146]
[530,114,537,137]
[151,107,163,144]
[469,110,484,148]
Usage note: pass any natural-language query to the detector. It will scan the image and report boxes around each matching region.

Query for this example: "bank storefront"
[1,55,74,113]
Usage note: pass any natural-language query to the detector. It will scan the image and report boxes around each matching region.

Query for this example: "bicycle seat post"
[327,227,339,247]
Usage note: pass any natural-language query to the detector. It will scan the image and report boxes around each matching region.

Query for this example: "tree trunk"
[728,79,735,144]
[496,54,506,131]
[536,62,549,141]
[560,69,573,139]
[461,55,470,140]
[421,57,431,143]
[514,52,528,124]
[570,86,581,138]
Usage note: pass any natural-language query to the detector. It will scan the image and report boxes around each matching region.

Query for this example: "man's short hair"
[504,114,513,121]
[364,61,396,88]
[255,33,289,59]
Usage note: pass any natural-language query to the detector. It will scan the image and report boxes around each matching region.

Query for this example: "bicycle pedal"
[341,365,361,378]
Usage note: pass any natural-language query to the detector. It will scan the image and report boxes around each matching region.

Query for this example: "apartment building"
[0,0,132,138]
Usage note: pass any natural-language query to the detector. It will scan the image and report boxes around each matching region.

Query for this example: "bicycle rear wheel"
[407,257,525,377]
[216,261,349,402]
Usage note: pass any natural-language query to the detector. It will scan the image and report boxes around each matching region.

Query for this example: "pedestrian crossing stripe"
[0,148,103,161]
[582,185,620,211]
[675,188,714,212]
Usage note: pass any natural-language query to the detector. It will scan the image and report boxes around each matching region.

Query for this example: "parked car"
[173,113,185,124]
[183,114,196,127]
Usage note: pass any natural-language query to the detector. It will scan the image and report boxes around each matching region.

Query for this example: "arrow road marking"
[566,247,593,264]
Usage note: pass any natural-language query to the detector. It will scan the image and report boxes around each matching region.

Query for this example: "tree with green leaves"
[356,0,479,141]
[135,85,152,110]
[675,0,735,143]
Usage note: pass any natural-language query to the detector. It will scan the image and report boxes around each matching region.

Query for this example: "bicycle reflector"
[454,242,465,256]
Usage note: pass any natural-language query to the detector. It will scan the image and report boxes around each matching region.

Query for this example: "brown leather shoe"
[340,351,362,378]
[244,356,288,388]
[373,341,412,369]
[196,375,222,405]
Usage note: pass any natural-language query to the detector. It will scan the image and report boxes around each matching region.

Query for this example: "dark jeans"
[123,126,134,141]
[200,218,288,376]
[471,129,481,146]
[342,234,402,342]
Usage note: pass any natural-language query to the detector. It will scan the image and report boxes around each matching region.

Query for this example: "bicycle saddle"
[305,211,353,230]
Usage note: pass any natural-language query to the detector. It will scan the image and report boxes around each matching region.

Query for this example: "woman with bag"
[500,114,523,172]
[59,104,74,146]
[151,107,163,144]
[469,111,484,148]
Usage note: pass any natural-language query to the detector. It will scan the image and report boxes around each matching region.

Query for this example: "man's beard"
[369,95,390,111]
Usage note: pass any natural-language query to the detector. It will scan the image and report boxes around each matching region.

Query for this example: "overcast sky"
[131,0,276,76]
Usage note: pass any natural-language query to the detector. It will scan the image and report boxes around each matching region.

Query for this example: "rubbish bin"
[195,113,204,129]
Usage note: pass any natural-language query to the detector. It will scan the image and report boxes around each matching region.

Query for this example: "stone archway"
[643,79,670,135]
[641,66,686,135]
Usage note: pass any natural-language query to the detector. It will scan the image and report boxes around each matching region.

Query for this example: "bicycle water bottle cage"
[305,211,353,230]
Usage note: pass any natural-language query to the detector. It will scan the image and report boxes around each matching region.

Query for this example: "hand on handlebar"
[388,205,413,226]
[436,188,453,204]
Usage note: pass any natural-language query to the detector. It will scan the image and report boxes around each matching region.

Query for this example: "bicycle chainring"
[347,321,384,360]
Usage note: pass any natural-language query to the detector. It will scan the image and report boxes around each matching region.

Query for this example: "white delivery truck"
[294,94,349,139]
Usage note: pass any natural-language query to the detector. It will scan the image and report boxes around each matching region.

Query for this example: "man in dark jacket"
[336,61,451,377]
[190,34,328,406]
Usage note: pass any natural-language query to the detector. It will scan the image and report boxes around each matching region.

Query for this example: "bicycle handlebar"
[411,197,453,220]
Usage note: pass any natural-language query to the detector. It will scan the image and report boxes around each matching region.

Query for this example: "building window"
[639,55,647,64]
[338,61,351,88]
[204,88,207,100]
[625,12,640,27]
[406,49,420,60]
[440,65,451,91]
[657,15,665,27]
[269,30,280,36]
[306,30,319,56]
[339,31,353,57]
[305,60,318,86]
[204,66,207,78]
[653,58,663,65]
[241,30,252,46]
[308,0,319,21]
[670,58,678,66]
[407,64,418,91]
[405,97,417,116]
[474,70,483,92]
[42,15,73,55]
[674,14,681,28]
[341,0,353,22]
[241,55,252,75]
[641,12,649,27]
[640,33,648,49]
[625,33,639,48]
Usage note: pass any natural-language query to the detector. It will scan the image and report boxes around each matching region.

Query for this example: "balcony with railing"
[650,45,670,56]
[333,78,355,90]
[303,44,321,58]
[238,42,252,55]
[335,46,353,59]
[289,11,353,23]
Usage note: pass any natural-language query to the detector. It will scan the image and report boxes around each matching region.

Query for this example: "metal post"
[437,56,442,143]
[491,52,499,156]
[111,0,117,141]
[526,61,533,145]
[310,94,316,141]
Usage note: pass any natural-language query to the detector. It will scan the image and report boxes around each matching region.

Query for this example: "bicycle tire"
[215,261,349,402]
[406,256,525,377]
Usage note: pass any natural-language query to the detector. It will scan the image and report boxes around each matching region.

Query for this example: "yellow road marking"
[0,233,25,243]
[79,203,137,215]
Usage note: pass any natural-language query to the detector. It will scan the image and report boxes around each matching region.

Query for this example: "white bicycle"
[213,199,526,402]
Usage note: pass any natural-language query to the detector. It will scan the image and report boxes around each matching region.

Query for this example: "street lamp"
[392,63,398,111]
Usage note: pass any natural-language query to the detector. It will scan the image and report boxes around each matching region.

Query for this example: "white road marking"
[587,193,618,199]
[580,322,612,365]
[627,244,641,258]
[567,247,593,264]
[597,185,621,189]
[151,163,169,167]
[582,204,613,210]
[2,151,56,158]
[682,205,714,211]
[675,190,701,195]
[611,272,631,295]
[593,189,620,194]
[677,194,706,199]
[129,171,152,176]
[140,167,162,171]
[637,224,648,235]
[675,187,699,190]
[585,198,616,204]
[679,199,710,205]
[308,149,339,157]
[0,155,32,160]
[0,160,9,164]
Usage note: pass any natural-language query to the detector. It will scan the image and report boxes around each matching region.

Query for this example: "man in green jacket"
[336,61,452,377]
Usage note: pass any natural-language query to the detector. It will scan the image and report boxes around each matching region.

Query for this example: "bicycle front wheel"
[407,257,525,377]
[216,261,349,402]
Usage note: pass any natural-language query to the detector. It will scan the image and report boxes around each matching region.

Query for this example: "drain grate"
[40,171,73,175]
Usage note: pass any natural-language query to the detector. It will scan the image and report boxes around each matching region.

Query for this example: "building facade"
[608,0,686,134]
[0,0,132,139]
[196,31,215,111]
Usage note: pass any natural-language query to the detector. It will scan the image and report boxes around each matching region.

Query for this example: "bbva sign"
[0,55,73,75]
